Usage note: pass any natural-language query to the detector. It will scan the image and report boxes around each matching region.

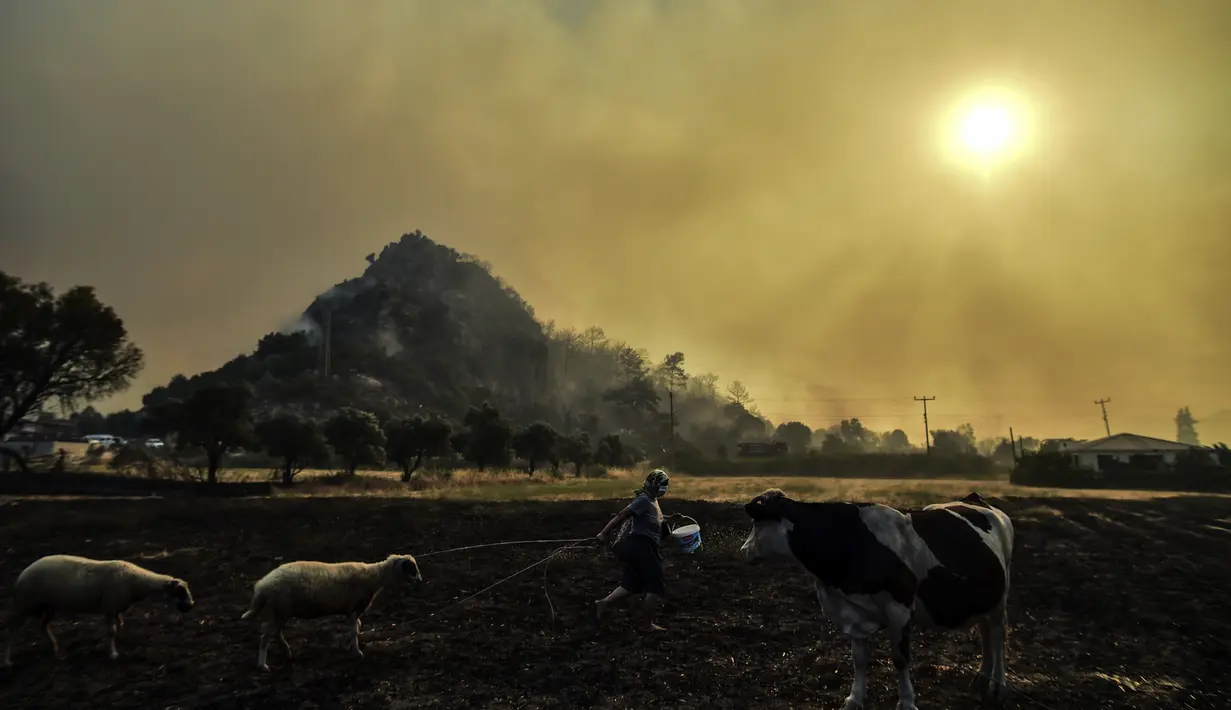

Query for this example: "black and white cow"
[741,489,1014,710]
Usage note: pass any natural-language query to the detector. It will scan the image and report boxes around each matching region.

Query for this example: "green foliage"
[0,271,144,450]
[324,408,386,475]
[930,423,977,456]
[151,383,256,484]
[774,421,812,454]
[255,413,331,484]
[594,433,629,467]
[655,351,688,392]
[557,432,593,476]
[385,414,453,481]
[510,421,560,474]
[882,429,912,453]
[462,402,512,471]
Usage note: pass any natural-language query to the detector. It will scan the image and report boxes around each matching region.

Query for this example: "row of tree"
[129,382,637,484]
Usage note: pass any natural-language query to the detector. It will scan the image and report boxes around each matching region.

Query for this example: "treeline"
[673,451,1002,479]
[98,382,643,484]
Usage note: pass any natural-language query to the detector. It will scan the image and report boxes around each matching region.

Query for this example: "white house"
[1066,433,1219,472]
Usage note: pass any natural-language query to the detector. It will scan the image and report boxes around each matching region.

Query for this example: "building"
[1065,433,1220,472]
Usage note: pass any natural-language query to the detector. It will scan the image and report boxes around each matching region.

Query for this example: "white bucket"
[670,523,703,554]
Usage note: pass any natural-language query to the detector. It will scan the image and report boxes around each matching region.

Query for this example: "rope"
[543,557,556,634]
[416,538,592,559]
[426,539,591,619]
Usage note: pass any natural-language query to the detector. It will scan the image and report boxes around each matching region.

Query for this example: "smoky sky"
[3,1,1229,442]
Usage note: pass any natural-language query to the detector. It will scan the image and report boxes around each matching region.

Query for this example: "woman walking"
[594,469,684,631]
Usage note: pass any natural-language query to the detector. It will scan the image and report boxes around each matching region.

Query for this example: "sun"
[941,87,1031,177]
[958,104,1014,157]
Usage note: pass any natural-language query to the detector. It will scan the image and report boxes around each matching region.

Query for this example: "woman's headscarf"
[635,469,670,498]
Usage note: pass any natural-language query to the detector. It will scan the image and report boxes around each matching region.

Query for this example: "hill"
[137,231,773,459]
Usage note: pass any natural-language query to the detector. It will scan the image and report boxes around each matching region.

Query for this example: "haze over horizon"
[3,1,1229,444]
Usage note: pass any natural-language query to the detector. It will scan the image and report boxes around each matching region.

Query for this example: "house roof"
[1067,433,1208,453]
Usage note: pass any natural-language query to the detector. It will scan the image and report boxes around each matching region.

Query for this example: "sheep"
[3,554,194,666]
[240,553,421,671]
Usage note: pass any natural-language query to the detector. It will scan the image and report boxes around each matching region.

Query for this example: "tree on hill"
[655,352,689,392]
[255,413,331,484]
[511,421,560,474]
[603,346,660,417]
[689,372,719,399]
[324,408,386,476]
[0,272,144,469]
[152,383,256,484]
[385,414,453,481]
[1175,407,1200,445]
[462,402,512,471]
[774,421,812,454]
[725,402,770,443]
[557,432,593,476]
[726,380,752,407]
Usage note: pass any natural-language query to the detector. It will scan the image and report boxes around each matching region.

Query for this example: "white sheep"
[240,553,421,671]
[3,554,194,666]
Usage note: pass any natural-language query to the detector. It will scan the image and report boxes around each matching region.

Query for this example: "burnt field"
[1,494,1228,709]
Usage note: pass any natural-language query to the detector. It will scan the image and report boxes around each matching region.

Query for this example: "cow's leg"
[841,635,873,710]
[888,622,918,710]
[988,610,1009,701]
[973,618,994,696]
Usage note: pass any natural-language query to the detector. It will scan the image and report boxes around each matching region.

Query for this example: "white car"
[84,434,125,448]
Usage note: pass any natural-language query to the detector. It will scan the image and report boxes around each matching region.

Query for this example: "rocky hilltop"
[142,232,553,423]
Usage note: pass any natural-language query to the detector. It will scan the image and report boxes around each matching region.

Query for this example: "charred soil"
[1,494,1227,708]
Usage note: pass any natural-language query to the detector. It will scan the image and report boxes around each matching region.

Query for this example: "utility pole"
[1094,398,1111,437]
[1008,426,1018,465]
[914,396,935,454]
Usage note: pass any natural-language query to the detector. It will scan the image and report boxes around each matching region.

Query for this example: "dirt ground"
[0,493,1227,709]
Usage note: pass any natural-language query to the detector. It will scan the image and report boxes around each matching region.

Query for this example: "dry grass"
[255,467,1219,507]
[39,461,1226,508]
